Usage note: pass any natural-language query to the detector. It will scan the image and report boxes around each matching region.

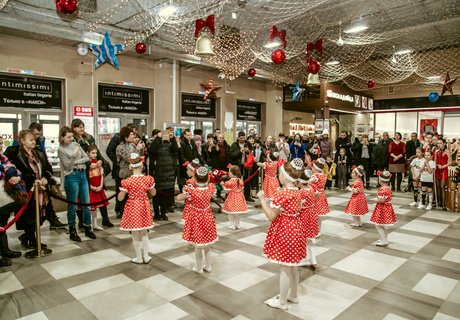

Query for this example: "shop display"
[289,123,315,136]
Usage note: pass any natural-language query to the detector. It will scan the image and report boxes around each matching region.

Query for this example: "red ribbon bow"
[277,159,286,167]
[351,165,358,171]
[195,15,215,37]
[269,26,286,48]
[265,150,271,155]
[376,170,383,176]
[306,39,323,60]
[227,163,233,169]
[182,161,190,167]
[140,156,145,164]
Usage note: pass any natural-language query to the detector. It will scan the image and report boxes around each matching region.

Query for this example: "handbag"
[103,159,112,176]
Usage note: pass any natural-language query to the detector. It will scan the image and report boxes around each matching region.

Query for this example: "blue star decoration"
[290,81,305,101]
[88,32,126,69]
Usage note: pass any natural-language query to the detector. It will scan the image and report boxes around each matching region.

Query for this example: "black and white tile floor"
[1,180,459,320]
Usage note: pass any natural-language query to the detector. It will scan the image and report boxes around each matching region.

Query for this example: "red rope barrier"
[244,168,260,184]
[46,191,117,207]
[0,190,33,233]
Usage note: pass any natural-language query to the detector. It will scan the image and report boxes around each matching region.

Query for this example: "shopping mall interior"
[0,1,459,319]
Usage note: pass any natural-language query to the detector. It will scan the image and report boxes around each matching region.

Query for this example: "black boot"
[396,173,402,192]
[69,225,81,242]
[160,213,169,221]
[0,256,12,267]
[84,226,97,239]
[0,233,21,259]
[390,174,396,191]
[77,210,84,229]
[100,207,114,228]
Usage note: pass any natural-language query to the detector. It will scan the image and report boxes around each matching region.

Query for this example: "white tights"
[306,238,317,265]
[194,245,211,269]
[228,214,241,228]
[351,216,362,226]
[279,266,299,305]
[375,225,388,244]
[132,230,150,262]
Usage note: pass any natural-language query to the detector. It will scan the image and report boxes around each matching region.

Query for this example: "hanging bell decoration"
[194,15,216,57]
[307,73,320,86]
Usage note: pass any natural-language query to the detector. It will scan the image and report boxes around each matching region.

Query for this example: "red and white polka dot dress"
[370,186,396,226]
[263,188,307,266]
[182,183,218,247]
[300,186,319,239]
[311,172,330,215]
[263,161,280,200]
[344,179,369,216]
[119,175,155,231]
[182,178,196,221]
[222,178,249,214]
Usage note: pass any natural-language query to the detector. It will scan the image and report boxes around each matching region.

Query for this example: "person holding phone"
[275,133,290,162]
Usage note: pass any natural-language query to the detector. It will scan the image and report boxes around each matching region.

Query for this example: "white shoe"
[143,256,152,264]
[265,298,288,310]
[203,265,212,273]
[93,225,104,231]
[426,204,432,210]
[275,295,299,304]
[315,232,321,238]
[227,225,236,230]
[131,257,144,264]
[410,202,417,207]
[417,204,425,210]
[350,223,360,227]
[375,240,389,247]
[192,266,204,274]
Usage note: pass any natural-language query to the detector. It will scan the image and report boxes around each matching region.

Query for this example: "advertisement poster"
[354,95,361,108]
[98,84,150,114]
[236,100,262,122]
[181,93,216,119]
[74,106,94,137]
[362,96,368,109]
[420,119,438,137]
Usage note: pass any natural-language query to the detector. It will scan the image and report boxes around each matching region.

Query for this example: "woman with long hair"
[388,132,406,192]
[435,138,452,210]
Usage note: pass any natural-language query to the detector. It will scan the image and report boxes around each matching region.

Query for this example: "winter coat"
[149,137,179,190]
[374,138,393,167]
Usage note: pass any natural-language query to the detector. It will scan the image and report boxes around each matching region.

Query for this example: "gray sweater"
[58,142,89,176]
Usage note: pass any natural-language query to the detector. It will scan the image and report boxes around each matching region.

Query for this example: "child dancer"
[418,150,436,210]
[409,147,424,207]
[222,165,249,229]
[311,158,329,236]
[324,156,336,190]
[297,169,318,267]
[336,148,348,189]
[118,153,155,264]
[180,158,200,221]
[87,145,113,230]
[344,165,369,227]
[257,158,305,310]
[258,151,281,201]
[435,139,452,210]
[178,167,218,273]
[370,171,396,246]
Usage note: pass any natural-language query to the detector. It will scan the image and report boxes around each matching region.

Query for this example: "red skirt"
[263,175,279,200]
[315,191,330,215]
[300,209,319,239]
[370,203,396,226]
[89,190,109,210]
[344,193,369,216]
[182,207,218,246]
[120,195,154,231]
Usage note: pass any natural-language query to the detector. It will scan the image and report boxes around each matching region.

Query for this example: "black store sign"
[0,73,62,109]
[181,93,216,119]
[98,84,149,114]
[237,100,262,121]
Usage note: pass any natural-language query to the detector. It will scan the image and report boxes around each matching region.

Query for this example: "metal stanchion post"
[25,181,52,258]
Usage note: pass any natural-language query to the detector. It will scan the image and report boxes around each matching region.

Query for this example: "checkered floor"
[1,179,460,320]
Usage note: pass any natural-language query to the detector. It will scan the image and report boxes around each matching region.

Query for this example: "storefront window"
[375,112,395,141]
[443,116,460,140]
[395,112,417,142]
[419,111,442,137]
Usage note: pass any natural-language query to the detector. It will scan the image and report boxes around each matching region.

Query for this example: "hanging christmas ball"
[428,92,439,102]
[248,68,256,77]
[367,79,376,89]
[135,42,147,54]
[271,49,286,65]
[308,59,321,75]
[55,0,78,15]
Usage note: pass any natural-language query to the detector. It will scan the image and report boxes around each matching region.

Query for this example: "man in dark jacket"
[178,128,204,192]
[149,130,179,221]
[208,133,230,170]
[405,132,422,192]
[351,135,374,189]
[374,132,392,186]
[230,131,254,201]
[334,131,351,187]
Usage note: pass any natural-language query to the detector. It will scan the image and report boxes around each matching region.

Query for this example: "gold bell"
[194,30,216,57]
[307,73,320,86]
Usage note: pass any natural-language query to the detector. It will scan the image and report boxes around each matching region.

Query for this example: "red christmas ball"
[308,59,321,75]
[56,0,78,15]
[271,49,286,65]
[248,68,256,77]
[135,42,147,54]
[367,79,376,89]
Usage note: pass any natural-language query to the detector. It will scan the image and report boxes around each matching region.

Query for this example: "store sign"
[0,73,62,109]
[181,93,216,119]
[236,100,262,122]
[98,84,149,114]
[326,89,354,103]
[73,106,94,137]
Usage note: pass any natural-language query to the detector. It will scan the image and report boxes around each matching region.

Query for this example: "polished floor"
[1,180,460,320]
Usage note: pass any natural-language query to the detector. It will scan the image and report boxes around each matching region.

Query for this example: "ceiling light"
[232,12,237,19]
[159,5,177,17]
[325,60,340,66]
[336,21,344,46]
[264,40,282,48]
[394,49,412,55]
[344,17,368,34]
[427,75,440,80]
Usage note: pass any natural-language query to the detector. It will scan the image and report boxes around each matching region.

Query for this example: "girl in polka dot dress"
[311,157,330,236]
[177,167,218,274]
[181,158,200,221]
[297,169,319,268]
[258,151,282,201]
[344,165,369,227]
[257,158,305,310]
[222,165,249,229]
[118,153,156,264]
[370,170,396,246]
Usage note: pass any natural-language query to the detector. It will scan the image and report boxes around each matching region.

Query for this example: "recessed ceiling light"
[232,12,237,19]
[394,49,412,55]
[344,17,368,34]
[264,40,282,48]
[325,60,340,66]
[159,5,177,17]
[427,75,440,80]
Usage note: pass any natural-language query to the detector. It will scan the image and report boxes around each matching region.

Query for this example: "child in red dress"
[345,165,369,227]
[297,169,319,268]
[370,170,396,246]
[258,151,281,201]
[222,165,249,230]
[177,167,218,274]
[87,145,113,230]
[257,158,305,310]
[118,153,156,264]
[181,158,200,221]
[310,158,329,236]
